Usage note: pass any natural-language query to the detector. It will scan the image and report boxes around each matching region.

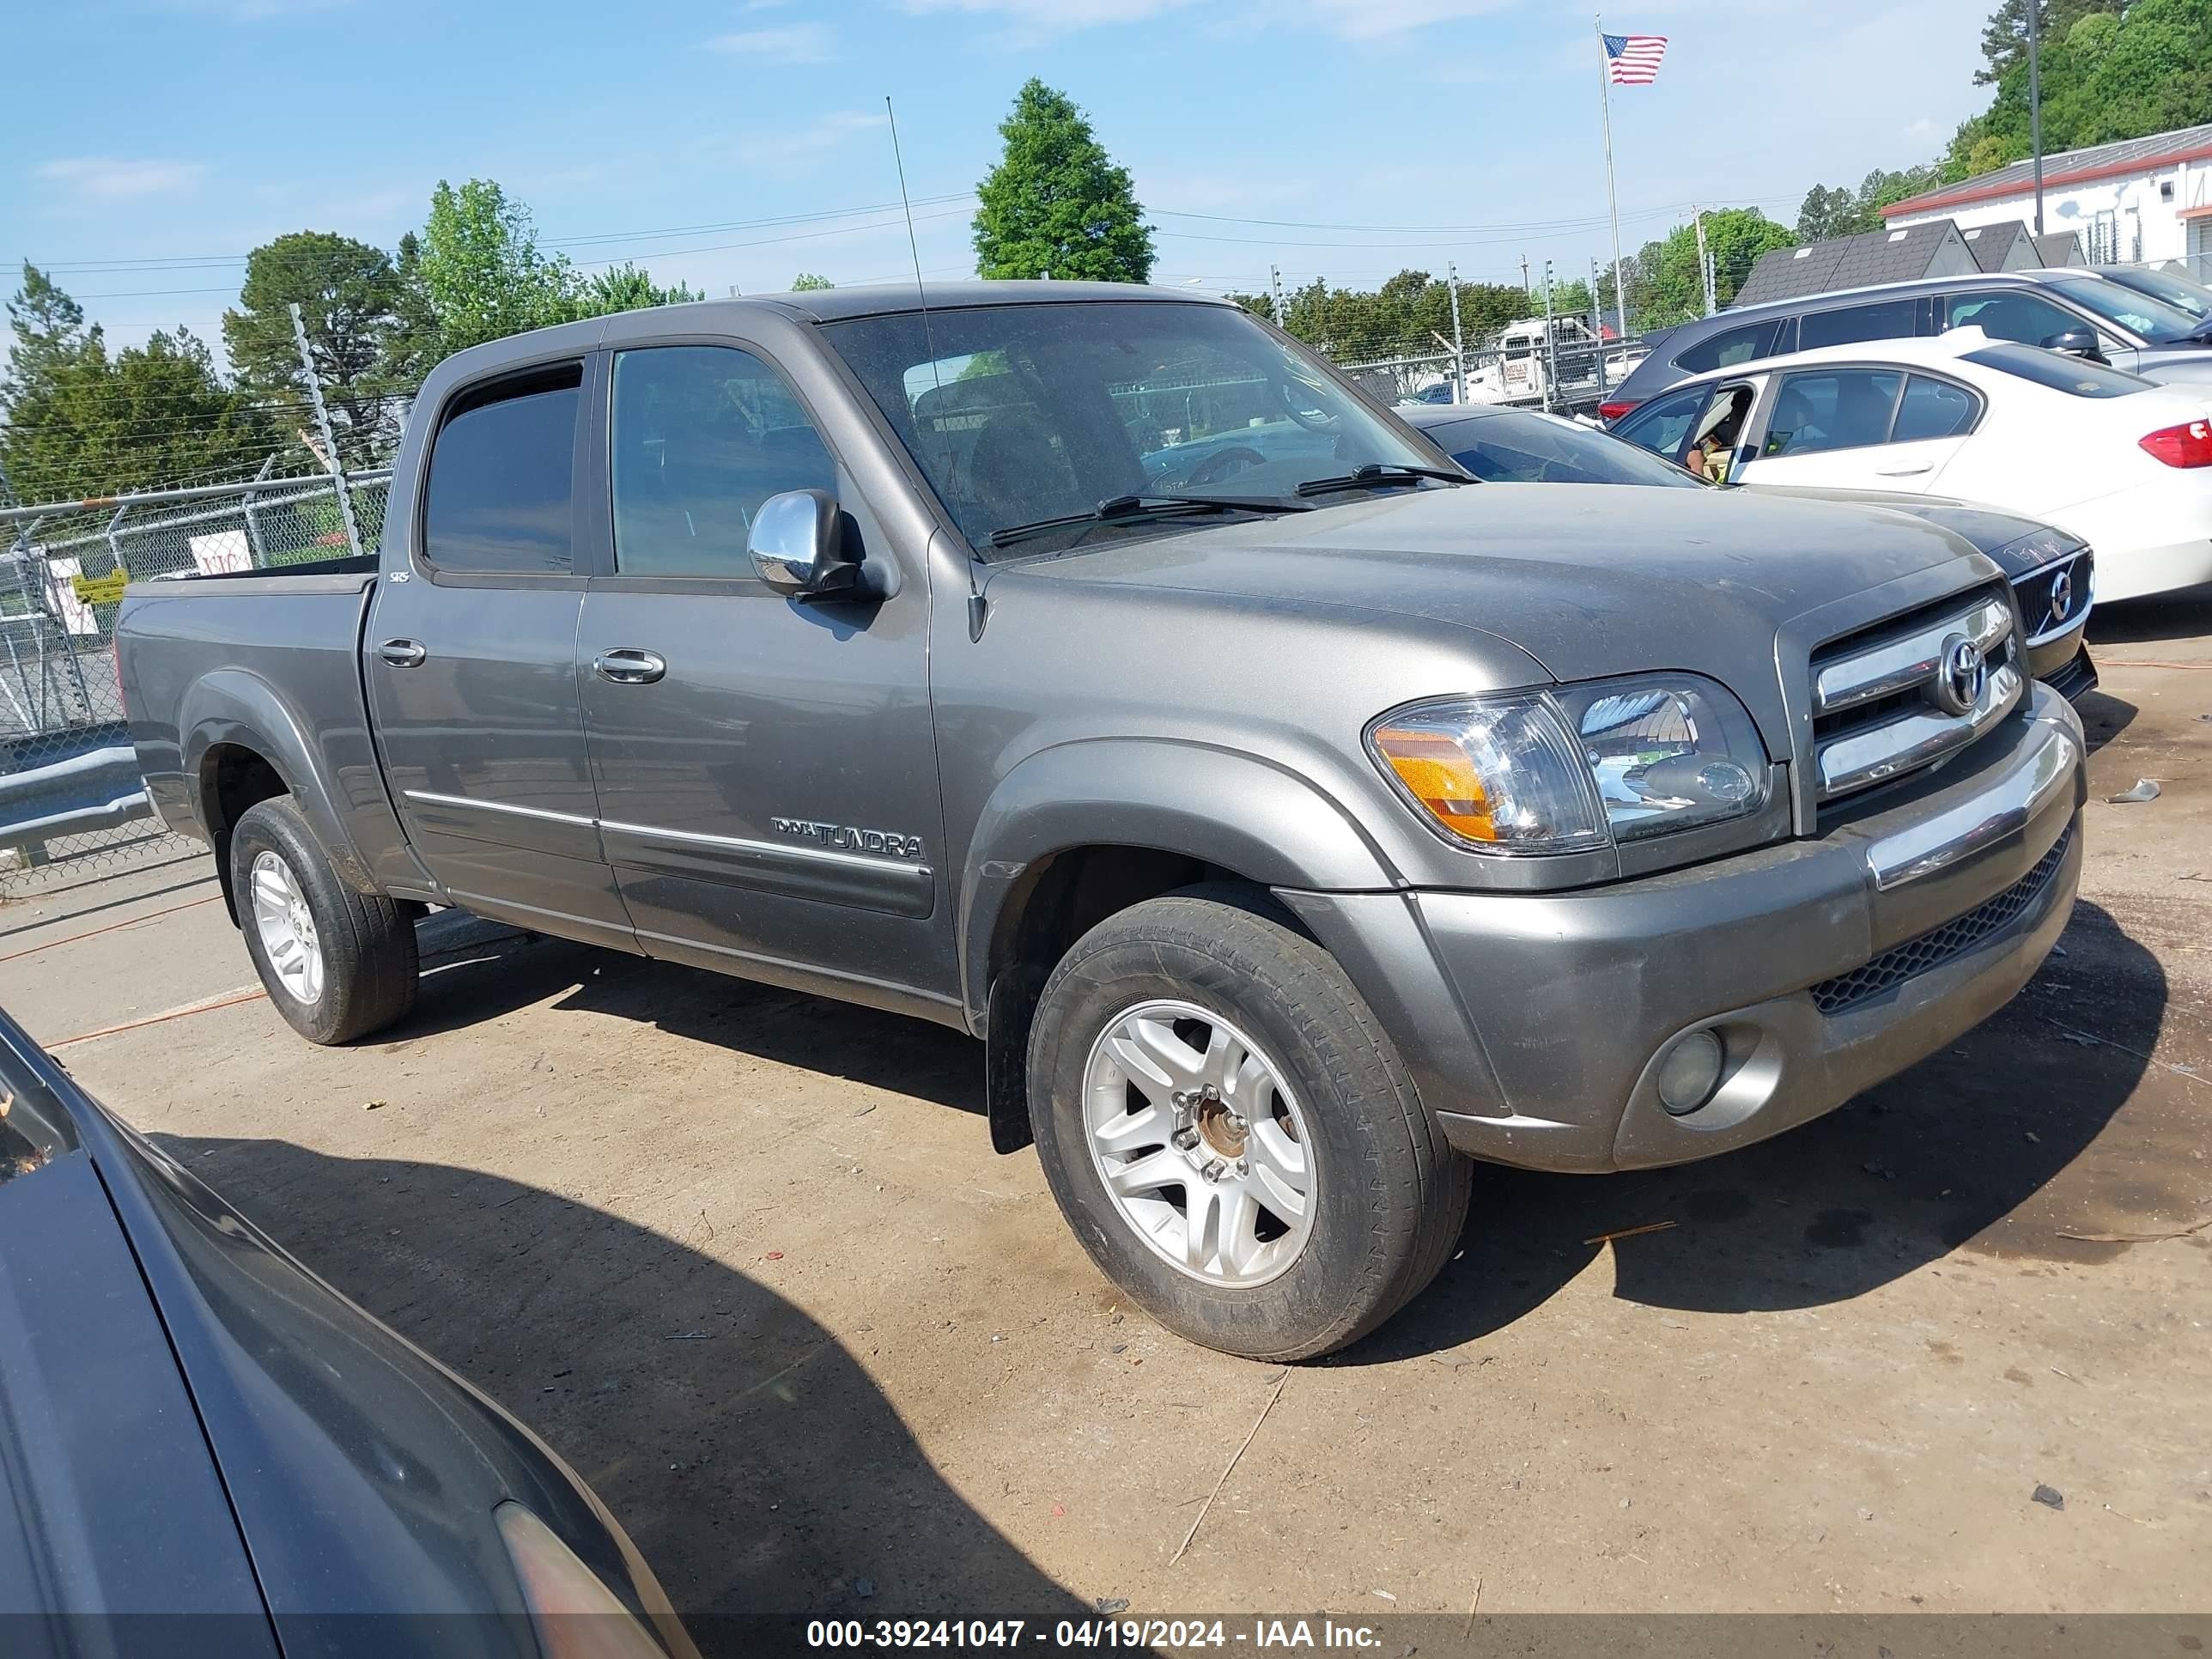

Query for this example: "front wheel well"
[981,845,1269,1155]
[201,743,289,927]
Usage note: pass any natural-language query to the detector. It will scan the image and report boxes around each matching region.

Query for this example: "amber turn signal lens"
[1370,724,1498,842]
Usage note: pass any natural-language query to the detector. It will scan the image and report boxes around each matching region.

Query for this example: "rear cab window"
[421,364,584,574]
[1960,343,2152,398]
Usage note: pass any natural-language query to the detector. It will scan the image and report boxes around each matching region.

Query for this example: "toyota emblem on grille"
[1929,633,1986,718]
[2047,567,2075,628]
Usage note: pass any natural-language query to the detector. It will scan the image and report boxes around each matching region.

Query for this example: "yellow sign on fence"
[70,571,130,607]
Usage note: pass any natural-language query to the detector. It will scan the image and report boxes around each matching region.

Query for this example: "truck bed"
[115,568,399,884]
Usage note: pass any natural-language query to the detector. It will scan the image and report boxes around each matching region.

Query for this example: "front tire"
[231,797,418,1045]
[1028,886,1470,1361]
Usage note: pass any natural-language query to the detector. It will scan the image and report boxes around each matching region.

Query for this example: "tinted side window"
[1797,299,1922,350]
[610,345,836,578]
[1765,370,1903,456]
[422,366,583,574]
[1941,289,2083,348]
[1674,320,1778,375]
[1614,386,1711,460]
[1893,375,1979,441]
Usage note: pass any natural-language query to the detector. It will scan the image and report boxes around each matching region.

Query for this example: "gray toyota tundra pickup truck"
[118,283,2087,1360]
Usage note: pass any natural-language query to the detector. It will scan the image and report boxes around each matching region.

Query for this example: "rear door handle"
[1875,463,1933,477]
[378,638,427,668]
[593,648,667,685]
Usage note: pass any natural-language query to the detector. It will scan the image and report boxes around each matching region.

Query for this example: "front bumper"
[1282,684,2085,1174]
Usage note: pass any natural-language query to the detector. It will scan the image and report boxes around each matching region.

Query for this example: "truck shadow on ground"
[2076,687,2136,755]
[386,899,2165,1369]
[1340,899,2169,1364]
[155,1133,1091,1654]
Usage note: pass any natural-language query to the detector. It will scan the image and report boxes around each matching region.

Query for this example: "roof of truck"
[761,279,1236,322]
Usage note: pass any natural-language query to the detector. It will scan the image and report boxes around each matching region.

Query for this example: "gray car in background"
[118,283,2086,1360]
[1604,266,2212,420]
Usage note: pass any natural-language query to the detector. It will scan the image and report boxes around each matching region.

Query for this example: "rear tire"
[231,796,418,1046]
[1028,885,1470,1361]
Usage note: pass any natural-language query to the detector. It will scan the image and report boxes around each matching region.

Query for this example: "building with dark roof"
[1732,220,1980,309]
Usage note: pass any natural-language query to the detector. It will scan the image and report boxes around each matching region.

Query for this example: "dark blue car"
[0,1006,697,1659]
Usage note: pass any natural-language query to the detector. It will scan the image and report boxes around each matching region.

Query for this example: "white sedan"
[1609,328,2212,601]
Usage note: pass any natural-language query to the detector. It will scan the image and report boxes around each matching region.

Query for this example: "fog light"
[1656,1030,1725,1116]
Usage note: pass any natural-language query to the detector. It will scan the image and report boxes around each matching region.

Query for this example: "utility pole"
[2027,0,2046,236]
[1520,254,1531,300]
[1591,258,1609,395]
[1270,264,1286,330]
[289,302,364,563]
[1694,209,1717,316]
[1446,261,1466,402]
[1541,261,1558,413]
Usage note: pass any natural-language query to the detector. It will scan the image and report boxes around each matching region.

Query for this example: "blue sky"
[4,0,1996,356]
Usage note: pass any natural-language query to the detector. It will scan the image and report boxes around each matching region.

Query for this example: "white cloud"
[35,157,207,201]
[705,21,834,60]
[734,110,888,167]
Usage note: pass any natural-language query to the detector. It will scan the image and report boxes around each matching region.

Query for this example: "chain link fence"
[0,471,388,896]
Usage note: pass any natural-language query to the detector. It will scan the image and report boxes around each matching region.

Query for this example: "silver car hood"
[1000,483,1986,697]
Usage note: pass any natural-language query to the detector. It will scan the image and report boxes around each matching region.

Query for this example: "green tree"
[1978,0,2123,82]
[789,272,835,291]
[1946,0,2212,179]
[377,232,442,402]
[973,80,1154,283]
[566,264,703,319]
[1621,210,1796,327]
[222,231,404,468]
[3,324,274,505]
[417,179,575,356]
[1796,167,1947,241]
[3,262,100,414]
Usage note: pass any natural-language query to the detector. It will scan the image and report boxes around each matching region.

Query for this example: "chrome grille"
[1808,826,2072,1014]
[2013,547,2094,648]
[1809,587,2022,803]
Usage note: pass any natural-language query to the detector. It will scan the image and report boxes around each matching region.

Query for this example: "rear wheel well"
[202,744,289,926]
[983,846,1270,1154]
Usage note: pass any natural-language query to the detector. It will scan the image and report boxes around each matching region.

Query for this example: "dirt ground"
[4,602,2208,1633]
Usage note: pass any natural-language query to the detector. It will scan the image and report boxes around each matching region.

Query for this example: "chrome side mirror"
[747,489,864,598]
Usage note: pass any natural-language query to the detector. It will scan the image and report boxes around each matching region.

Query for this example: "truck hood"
[992,483,1987,691]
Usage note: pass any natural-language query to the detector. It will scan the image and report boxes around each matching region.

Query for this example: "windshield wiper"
[988,491,1310,550]
[1294,463,1471,498]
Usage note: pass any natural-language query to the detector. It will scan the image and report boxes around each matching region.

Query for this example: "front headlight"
[495,1500,690,1659]
[1369,675,1769,854]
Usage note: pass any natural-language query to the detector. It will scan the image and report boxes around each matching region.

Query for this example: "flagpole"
[1596,15,1628,346]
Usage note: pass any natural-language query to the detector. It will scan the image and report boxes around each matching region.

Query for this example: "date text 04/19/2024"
[804,1620,1386,1650]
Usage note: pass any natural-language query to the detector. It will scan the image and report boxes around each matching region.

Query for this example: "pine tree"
[973,81,1154,284]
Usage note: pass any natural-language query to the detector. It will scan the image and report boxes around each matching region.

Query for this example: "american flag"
[1602,32,1668,85]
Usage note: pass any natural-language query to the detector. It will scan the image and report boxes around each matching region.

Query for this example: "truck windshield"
[822,301,1444,556]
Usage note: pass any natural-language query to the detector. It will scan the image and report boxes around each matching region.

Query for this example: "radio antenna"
[886,94,983,636]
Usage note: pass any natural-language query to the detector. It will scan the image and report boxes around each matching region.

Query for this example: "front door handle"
[1875,463,1933,477]
[378,638,427,668]
[593,647,667,685]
